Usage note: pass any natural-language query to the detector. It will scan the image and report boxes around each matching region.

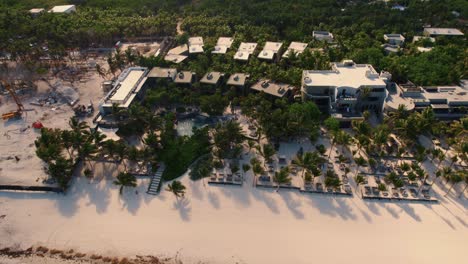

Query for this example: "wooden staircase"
[147,163,165,195]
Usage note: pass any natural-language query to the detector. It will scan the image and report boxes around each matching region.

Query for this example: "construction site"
[0,59,107,187]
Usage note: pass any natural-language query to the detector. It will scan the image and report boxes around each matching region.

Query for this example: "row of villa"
[98,60,468,123]
[165,32,333,64]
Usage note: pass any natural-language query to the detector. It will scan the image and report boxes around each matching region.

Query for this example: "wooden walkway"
[146,163,165,195]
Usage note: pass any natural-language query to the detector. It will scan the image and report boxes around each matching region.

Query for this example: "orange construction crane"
[1,81,24,120]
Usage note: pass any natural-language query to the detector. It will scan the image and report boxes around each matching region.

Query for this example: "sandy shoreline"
[0,247,172,264]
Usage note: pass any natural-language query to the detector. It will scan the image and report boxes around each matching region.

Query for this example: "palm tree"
[458,175,468,198]
[445,172,463,196]
[449,155,459,168]
[88,128,107,148]
[324,117,340,161]
[324,176,341,190]
[68,117,89,133]
[165,180,186,199]
[102,139,118,161]
[60,130,75,159]
[273,166,291,192]
[242,164,251,175]
[95,64,107,79]
[256,144,276,168]
[127,146,141,170]
[246,140,256,153]
[115,141,128,171]
[79,141,98,169]
[114,172,137,195]
[293,152,310,178]
[354,156,367,177]
[355,174,366,197]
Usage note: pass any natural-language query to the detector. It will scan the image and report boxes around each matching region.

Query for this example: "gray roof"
[167,44,188,55]
[164,54,188,64]
[174,71,195,84]
[148,67,177,80]
[226,73,250,86]
[424,28,464,36]
[251,79,294,97]
[200,72,224,85]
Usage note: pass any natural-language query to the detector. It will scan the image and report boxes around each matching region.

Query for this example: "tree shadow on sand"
[304,194,356,220]
[207,191,221,209]
[173,197,191,222]
[278,191,304,219]
[250,188,279,214]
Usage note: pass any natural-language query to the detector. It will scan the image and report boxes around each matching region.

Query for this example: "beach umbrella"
[32,121,43,129]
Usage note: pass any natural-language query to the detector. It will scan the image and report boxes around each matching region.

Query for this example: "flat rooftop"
[216,37,234,48]
[212,46,228,54]
[234,51,250,61]
[251,79,294,98]
[384,34,405,41]
[424,28,464,36]
[148,67,177,79]
[422,86,468,103]
[282,42,308,58]
[237,42,257,54]
[188,37,204,54]
[168,44,188,55]
[303,61,386,89]
[174,71,194,84]
[262,42,283,53]
[109,68,146,103]
[49,5,76,13]
[212,37,234,54]
[30,8,45,13]
[258,50,275,60]
[164,54,187,64]
[227,73,250,86]
[188,37,204,46]
[313,31,334,41]
[200,72,224,85]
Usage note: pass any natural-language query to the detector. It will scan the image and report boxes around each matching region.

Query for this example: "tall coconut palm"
[115,141,128,171]
[355,174,366,197]
[324,117,340,161]
[88,128,107,148]
[273,166,291,192]
[458,174,468,198]
[114,172,137,195]
[95,64,107,79]
[445,172,463,196]
[68,117,89,133]
[255,144,276,168]
[293,152,310,178]
[354,156,367,177]
[165,180,186,199]
[60,130,75,159]
[79,141,98,169]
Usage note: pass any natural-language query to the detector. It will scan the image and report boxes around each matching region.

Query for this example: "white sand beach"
[0,166,466,264]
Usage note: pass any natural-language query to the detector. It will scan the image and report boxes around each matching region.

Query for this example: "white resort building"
[98,67,148,115]
[234,42,258,61]
[164,44,189,64]
[386,82,468,120]
[188,37,204,54]
[313,31,334,42]
[49,5,76,14]
[384,34,405,46]
[423,27,464,37]
[302,60,391,121]
[212,37,234,54]
[282,42,308,58]
[258,41,283,60]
